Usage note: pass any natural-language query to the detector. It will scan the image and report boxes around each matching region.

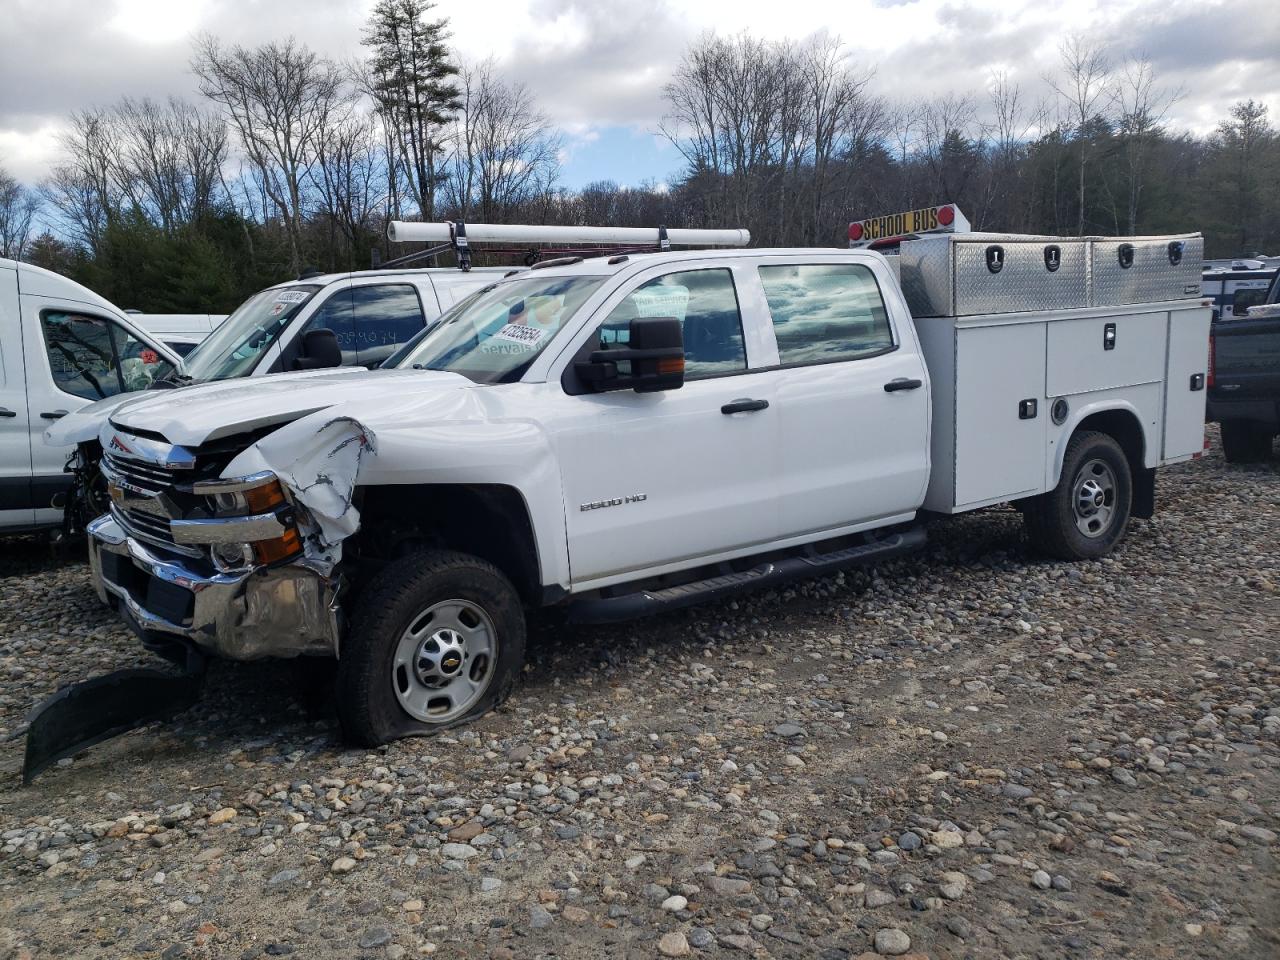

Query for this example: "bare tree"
[917,94,981,210]
[43,109,118,252]
[107,97,228,232]
[1111,55,1183,233]
[309,112,387,260]
[1047,35,1111,234]
[0,165,42,259]
[442,59,561,222]
[193,34,354,272]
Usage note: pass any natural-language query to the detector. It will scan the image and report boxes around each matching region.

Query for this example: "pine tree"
[362,0,460,221]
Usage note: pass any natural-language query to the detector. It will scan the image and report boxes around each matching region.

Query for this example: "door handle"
[721,398,769,414]
[41,410,69,420]
[0,407,17,418]
[883,378,922,392]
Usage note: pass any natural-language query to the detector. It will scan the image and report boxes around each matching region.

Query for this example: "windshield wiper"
[150,370,192,390]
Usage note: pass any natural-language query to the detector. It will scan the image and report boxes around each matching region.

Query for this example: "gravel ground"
[1,425,1277,960]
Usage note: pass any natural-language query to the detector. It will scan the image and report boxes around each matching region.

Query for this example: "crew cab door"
[753,257,931,536]
[20,296,176,523]
[550,265,780,586]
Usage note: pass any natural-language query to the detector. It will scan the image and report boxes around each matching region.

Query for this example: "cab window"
[1231,287,1267,317]
[299,284,426,367]
[39,311,172,400]
[596,269,746,379]
[758,263,894,365]
[352,284,426,366]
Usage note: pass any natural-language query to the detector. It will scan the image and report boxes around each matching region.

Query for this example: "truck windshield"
[181,285,321,383]
[393,275,604,383]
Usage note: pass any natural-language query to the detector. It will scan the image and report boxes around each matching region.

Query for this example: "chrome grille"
[124,507,175,544]
[104,452,180,495]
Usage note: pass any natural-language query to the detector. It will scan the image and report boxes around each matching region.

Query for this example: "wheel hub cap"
[392,600,497,723]
[1071,459,1117,538]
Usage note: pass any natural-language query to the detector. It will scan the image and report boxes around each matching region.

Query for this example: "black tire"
[337,550,526,747]
[1024,430,1132,561]
[1220,421,1274,464]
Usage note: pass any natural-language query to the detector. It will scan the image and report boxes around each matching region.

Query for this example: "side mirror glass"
[575,315,685,393]
[293,328,342,370]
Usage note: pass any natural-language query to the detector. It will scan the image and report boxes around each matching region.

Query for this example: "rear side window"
[40,311,172,400]
[758,263,894,366]
[596,268,746,379]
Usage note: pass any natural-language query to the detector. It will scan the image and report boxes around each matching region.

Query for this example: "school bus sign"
[848,204,971,247]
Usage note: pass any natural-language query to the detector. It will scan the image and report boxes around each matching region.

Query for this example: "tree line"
[0,2,1277,313]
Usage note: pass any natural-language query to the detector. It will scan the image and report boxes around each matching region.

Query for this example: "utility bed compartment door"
[1162,306,1211,461]
[954,322,1047,506]
[1045,311,1166,397]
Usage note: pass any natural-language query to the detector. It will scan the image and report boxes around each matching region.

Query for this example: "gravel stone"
[873,927,911,955]
[0,430,1275,960]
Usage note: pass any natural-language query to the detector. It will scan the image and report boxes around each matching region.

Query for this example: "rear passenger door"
[756,258,930,537]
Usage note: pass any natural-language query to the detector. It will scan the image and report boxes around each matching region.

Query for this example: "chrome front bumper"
[88,515,340,660]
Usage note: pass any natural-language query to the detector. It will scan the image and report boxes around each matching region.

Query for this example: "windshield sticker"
[273,290,310,304]
[491,323,547,346]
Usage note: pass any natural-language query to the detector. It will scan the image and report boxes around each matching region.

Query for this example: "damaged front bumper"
[88,515,341,661]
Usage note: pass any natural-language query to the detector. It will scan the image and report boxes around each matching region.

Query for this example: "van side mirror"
[575,315,685,393]
[293,328,342,370]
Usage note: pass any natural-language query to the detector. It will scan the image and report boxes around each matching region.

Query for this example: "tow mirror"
[293,328,342,370]
[575,315,685,393]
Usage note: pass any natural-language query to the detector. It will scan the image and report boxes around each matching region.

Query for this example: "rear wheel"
[337,550,526,746]
[1024,430,1132,561]
[1220,420,1274,463]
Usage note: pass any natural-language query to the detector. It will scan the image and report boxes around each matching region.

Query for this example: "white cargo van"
[0,258,181,534]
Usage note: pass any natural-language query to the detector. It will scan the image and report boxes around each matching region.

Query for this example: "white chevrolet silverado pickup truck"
[39,229,1210,763]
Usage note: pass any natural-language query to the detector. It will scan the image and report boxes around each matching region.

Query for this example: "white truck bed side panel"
[1045,310,1167,396]
[1161,305,1212,461]
[954,322,1047,506]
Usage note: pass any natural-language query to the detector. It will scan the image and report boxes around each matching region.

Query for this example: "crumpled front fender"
[224,415,376,573]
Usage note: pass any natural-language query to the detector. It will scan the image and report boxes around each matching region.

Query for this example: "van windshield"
[181,285,321,383]
[393,275,604,383]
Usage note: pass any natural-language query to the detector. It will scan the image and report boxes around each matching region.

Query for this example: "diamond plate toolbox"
[1089,235,1202,306]
[899,234,1089,318]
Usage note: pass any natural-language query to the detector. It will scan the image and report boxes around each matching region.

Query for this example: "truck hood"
[102,368,472,447]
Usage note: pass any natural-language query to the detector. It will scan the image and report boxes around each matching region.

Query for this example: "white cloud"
[0,0,1277,187]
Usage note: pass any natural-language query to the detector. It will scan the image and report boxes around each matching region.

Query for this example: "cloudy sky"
[2,0,1277,190]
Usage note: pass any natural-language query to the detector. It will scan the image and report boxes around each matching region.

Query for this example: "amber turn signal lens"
[244,479,288,514]
[252,526,302,564]
[657,357,685,375]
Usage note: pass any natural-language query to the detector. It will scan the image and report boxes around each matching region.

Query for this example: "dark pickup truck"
[1209,270,1280,462]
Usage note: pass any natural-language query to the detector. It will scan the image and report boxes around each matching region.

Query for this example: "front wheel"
[337,550,526,746]
[1220,420,1274,463]
[1024,431,1132,561]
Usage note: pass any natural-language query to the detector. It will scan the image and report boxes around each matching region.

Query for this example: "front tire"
[1024,431,1132,561]
[1220,420,1274,463]
[337,550,526,747]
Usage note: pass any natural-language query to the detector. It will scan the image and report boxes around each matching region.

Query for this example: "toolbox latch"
[1103,322,1117,351]
[1018,398,1038,420]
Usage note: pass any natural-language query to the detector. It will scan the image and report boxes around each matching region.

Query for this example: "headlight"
[191,472,304,566]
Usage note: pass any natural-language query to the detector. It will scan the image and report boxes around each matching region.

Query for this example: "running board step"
[567,525,926,624]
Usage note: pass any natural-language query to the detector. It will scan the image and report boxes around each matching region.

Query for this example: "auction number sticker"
[274,290,310,304]
[491,323,547,346]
